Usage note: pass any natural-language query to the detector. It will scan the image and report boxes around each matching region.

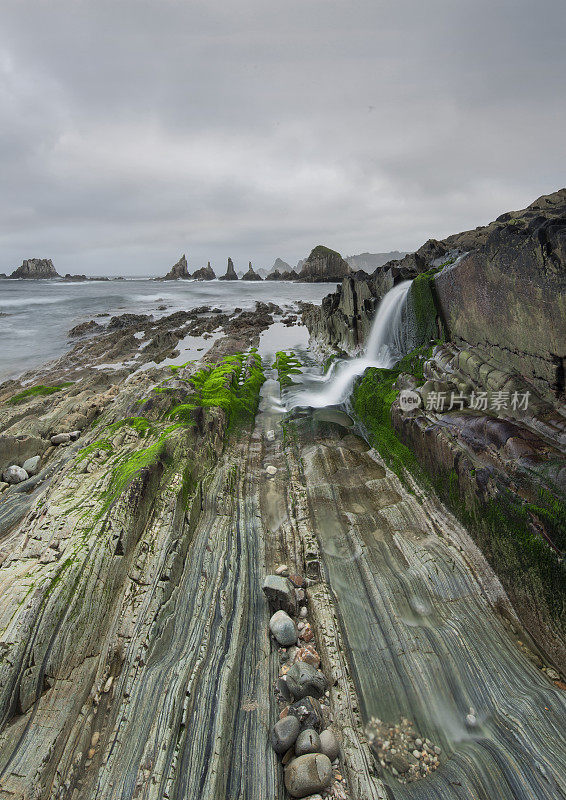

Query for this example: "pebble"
[295,728,321,756]
[319,728,340,761]
[288,696,325,732]
[266,430,275,441]
[276,564,290,576]
[295,645,320,667]
[2,465,29,484]
[465,713,477,728]
[272,715,300,754]
[300,623,314,643]
[366,716,442,784]
[270,610,298,647]
[299,607,308,618]
[286,662,327,700]
[284,753,332,798]
[266,465,277,475]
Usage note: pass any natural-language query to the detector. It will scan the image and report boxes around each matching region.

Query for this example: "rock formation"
[218,257,238,280]
[296,245,351,282]
[191,261,216,280]
[266,268,299,281]
[241,262,263,281]
[8,258,59,279]
[156,253,191,280]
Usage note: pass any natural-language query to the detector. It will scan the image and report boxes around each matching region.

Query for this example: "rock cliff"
[9,258,59,279]
[218,257,238,281]
[296,245,351,283]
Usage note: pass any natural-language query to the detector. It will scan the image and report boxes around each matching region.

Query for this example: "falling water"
[285,280,412,409]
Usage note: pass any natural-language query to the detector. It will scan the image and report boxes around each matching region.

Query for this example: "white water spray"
[285,280,412,409]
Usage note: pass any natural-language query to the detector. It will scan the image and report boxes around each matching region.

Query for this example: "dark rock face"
[9,258,59,279]
[156,254,191,280]
[266,268,299,281]
[241,262,263,281]
[296,245,351,283]
[68,320,101,337]
[218,257,238,280]
[191,262,216,280]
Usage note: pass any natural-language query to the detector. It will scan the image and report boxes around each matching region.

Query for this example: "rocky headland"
[155,253,191,280]
[218,256,239,280]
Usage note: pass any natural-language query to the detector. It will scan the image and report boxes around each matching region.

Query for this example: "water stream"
[284,279,413,409]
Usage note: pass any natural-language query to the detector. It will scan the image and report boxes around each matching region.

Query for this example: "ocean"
[0,278,334,381]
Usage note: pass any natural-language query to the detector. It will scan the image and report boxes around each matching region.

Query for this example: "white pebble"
[266,465,277,475]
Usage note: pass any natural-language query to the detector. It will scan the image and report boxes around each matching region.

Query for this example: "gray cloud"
[1,0,565,276]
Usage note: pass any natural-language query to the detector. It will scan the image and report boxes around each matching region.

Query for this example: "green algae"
[273,351,302,387]
[166,351,265,431]
[8,382,73,405]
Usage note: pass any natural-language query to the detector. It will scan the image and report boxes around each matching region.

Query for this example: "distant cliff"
[346,251,408,271]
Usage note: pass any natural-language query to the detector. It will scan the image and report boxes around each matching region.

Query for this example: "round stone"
[295,728,321,756]
[272,715,300,754]
[2,465,29,484]
[50,433,71,445]
[22,455,41,476]
[269,610,298,647]
[319,728,340,761]
[284,753,332,798]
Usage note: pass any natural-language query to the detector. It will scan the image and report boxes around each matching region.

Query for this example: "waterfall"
[285,280,412,409]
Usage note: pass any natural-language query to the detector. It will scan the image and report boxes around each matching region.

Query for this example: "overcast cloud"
[1,0,565,276]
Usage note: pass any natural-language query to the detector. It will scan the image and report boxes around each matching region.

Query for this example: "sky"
[1,0,565,277]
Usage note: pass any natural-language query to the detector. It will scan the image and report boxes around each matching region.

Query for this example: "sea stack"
[296,246,351,282]
[8,258,59,279]
[241,262,262,281]
[219,257,238,280]
[156,254,191,280]
[191,261,216,280]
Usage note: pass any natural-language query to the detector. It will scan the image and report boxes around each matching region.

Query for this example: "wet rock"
[2,465,29,484]
[295,728,321,756]
[287,696,324,732]
[50,433,71,445]
[272,715,300,754]
[319,728,339,761]
[269,610,297,646]
[284,753,332,798]
[263,575,297,615]
[22,456,40,476]
[286,662,327,700]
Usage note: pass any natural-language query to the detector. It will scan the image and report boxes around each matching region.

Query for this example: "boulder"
[271,715,300,754]
[22,456,41,476]
[286,662,327,700]
[269,610,297,646]
[284,753,332,798]
[263,575,297,615]
[319,728,339,761]
[218,257,238,280]
[68,320,101,337]
[50,433,71,445]
[8,258,59,279]
[2,465,29,484]
[294,728,321,756]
